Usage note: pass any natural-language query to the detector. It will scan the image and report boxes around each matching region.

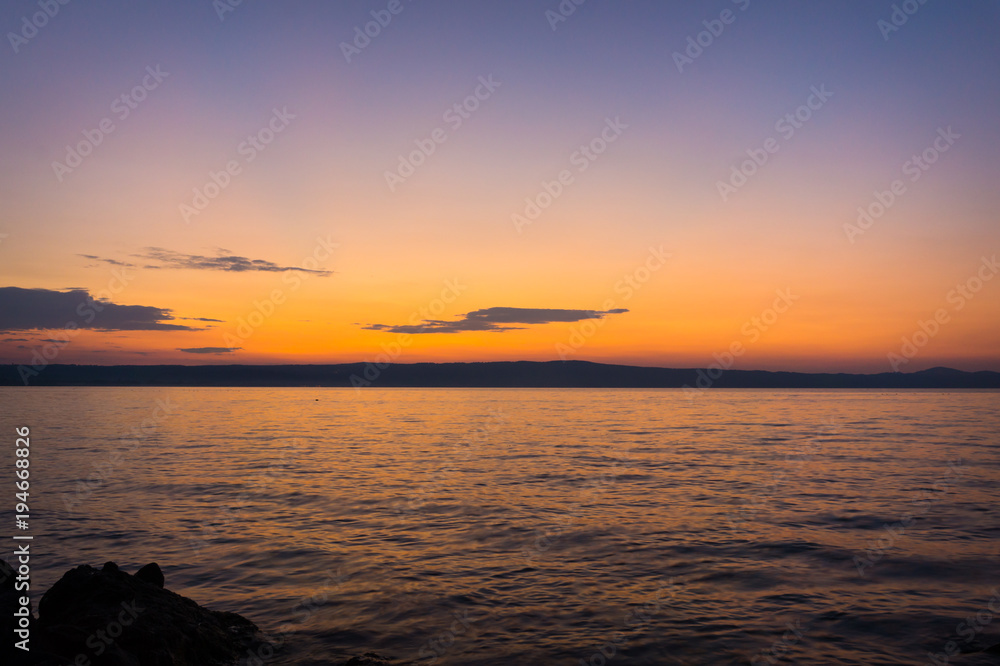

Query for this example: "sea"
[2,387,999,665]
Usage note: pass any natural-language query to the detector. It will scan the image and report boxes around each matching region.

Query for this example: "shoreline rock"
[3,559,396,665]
[0,559,402,666]
[20,560,267,665]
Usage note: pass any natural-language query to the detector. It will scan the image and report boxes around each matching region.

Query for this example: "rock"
[2,559,397,665]
[135,562,164,589]
[343,653,394,665]
[32,561,269,665]
[1,558,16,589]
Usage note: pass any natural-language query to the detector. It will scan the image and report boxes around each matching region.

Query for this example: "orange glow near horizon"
[1,3,998,373]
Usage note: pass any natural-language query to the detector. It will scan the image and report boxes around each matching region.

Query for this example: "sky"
[1,0,998,373]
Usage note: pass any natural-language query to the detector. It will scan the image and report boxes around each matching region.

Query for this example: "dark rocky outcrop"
[134,562,165,589]
[1,559,398,665]
[343,654,394,665]
[2,560,266,665]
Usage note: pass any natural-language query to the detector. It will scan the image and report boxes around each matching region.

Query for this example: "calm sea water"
[2,388,999,665]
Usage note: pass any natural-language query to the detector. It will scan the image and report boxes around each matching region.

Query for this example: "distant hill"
[2,361,999,388]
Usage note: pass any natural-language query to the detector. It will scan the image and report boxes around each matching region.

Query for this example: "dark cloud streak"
[363,307,629,334]
[0,287,199,332]
[79,248,332,276]
[79,254,136,268]
[138,248,331,275]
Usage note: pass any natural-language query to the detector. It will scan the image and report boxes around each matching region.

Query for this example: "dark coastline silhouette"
[2,361,999,388]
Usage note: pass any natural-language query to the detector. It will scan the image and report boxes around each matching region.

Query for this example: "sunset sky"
[1,0,998,372]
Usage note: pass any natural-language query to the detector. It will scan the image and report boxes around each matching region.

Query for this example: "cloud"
[80,248,332,276]
[79,254,136,268]
[137,248,332,275]
[182,317,225,323]
[178,347,241,354]
[0,287,200,332]
[363,307,629,334]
